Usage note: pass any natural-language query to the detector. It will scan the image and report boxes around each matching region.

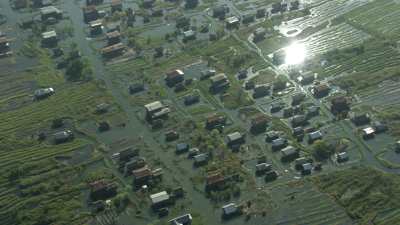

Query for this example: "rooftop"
[144,101,164,112]
[34,87,54,96]
[42,30,57,39]
[89,19,102,27]
[281,146,297,156]
[150,191,170,204]
[194,153,208,163]
[222,203,238,215]
[166,69,184,79]
[132,166,152,179]
[226,16,239,24]
[309,130,323,140]
[210,73,227,83]
[40,6,61,15]
[183,30,195,38]
[227,132,242,142]
[101,43,124,53]
[302,163,313,171]
[169,214,192,225]
[106,31,121,38]
[363,127,375,135]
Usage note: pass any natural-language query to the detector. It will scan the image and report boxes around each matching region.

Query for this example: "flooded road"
[60,1,236,224]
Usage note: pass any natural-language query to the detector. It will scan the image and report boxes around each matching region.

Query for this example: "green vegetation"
[1,154,94,224]
[223,86,254,109]
[249,69,277,85]
[313,167,400,224]
[333,65,400,93]
[316,38,400,78]
[0,40,121,224]
[344,0,400,40]
[378,106,400,137]
[311,140,334,161]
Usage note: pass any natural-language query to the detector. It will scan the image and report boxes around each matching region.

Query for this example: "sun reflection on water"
[285,42,307,65]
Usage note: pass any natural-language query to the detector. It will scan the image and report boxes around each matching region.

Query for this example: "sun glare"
[285,42,307,65]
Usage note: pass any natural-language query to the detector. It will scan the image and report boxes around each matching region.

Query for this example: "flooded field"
[300,23,370,58]
[345,0,400,40]
[278,0,369,36]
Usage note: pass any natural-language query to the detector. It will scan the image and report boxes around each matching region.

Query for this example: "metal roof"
[150,191,169,204]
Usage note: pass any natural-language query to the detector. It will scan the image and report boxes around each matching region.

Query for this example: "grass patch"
[332,65,400,93]
[313,166,400,224]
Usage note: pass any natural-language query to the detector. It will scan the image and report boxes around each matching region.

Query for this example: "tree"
[165,33,170,41]
[154,46,164,58]
[273,78,287,91]
[231,54,248,68]
[312,140,334,160]
[65,58,92,81]
[185,0,199,9]
[65,59,83,81]
[176,17,190,29]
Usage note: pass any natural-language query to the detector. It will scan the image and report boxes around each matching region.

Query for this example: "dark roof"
[166,69,184,79]
[176,143,189,151]
[309,130,323,140]
[272,138,286,147]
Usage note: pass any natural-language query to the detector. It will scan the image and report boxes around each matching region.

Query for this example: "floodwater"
[278,0,370,34]
[58,2,246,225]
[0,1,38,73]
[284,41,307,65]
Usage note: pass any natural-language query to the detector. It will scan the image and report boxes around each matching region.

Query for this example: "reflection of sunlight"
[285,42,306,65]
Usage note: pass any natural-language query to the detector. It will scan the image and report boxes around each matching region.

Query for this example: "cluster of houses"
[163,67,230,95]
[265,130,324,174]
[245,91,326,175]
[172,141,210,167]
[109,147,190,219]
[176,143,210,167]
[38,6,63,47]
[32,87,77,145]
[82,0,126,59]
[112,148,163,189]
[255,157,279,182]
[349,112,388,140]
[211,0,300,31]
[144,101,171,128]
[271,0,300,14]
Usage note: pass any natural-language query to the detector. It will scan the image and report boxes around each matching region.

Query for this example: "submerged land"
[1,0,400,225]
